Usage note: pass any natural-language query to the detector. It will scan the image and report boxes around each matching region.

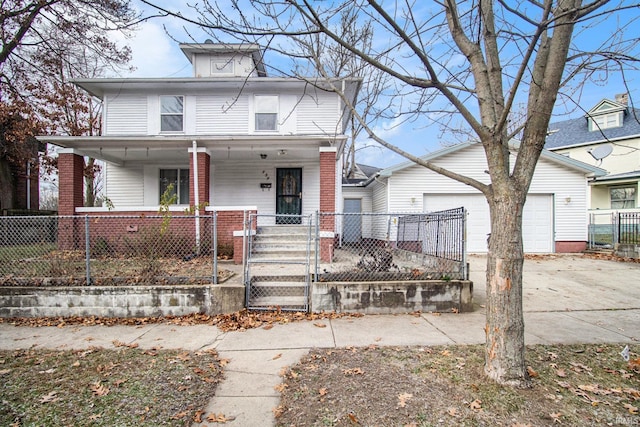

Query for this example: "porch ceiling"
[41,135,341,165]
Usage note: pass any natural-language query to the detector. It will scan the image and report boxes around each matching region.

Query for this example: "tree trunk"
[484,189,529,386]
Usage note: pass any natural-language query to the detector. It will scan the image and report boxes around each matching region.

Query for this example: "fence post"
[85,215,91,285]
[315,211,319,280]
[213,212,218,285]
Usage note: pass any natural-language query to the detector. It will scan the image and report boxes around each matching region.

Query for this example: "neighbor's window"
[255,95,278,131]
[159,168,189,204]
[160,96,184,132]
[211,59,234,75]
[610,186,636,209]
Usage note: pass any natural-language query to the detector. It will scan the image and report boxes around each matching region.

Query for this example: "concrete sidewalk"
[1,254,639,426]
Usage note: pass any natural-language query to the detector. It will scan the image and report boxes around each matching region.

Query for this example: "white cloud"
[113,21,191,78]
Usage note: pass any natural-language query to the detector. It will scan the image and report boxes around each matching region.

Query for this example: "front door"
[276,168,302,224]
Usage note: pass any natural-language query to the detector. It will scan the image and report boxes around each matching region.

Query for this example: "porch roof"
[38,134,345,165]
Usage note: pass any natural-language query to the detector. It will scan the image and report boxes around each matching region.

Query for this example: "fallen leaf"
[549,412,562,424]
[342,368,364,376]
[206,412,236,423]
[555,369,567,377]
[397,392,413,408]
[319,387,328,396]
[624,403,638,415]
[274,383,288,392]
[273,404,285,418]
[218,358,230,367]
[469,399,482,410]
[88,414,102,421]
[262,324,274,330]
[0,368,11,375]
[313,322,327,328]
[348,412,359,424]
[447,407,458,417]
[39,391,58,403]
[90,381,110,397]
[527,366,539,378]
[272,353,282,360]
[192,410,204,423]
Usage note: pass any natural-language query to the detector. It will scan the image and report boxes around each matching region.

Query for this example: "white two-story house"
[41,42,360,262]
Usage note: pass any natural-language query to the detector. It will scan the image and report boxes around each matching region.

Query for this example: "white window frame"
[211,59,234,75]
[160,96,184,133]
[159,168,190,205]
[610,185,637,209]
[591,112,621,131]
[254,95,279,131]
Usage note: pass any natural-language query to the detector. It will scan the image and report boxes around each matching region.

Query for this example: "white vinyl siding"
[104,163,144,206]
[424,193,553,253]
[297,92,340,134]
[379,144,591,251]
[196,95,248,134]
[211,161,320,224]
[104,95,148,135]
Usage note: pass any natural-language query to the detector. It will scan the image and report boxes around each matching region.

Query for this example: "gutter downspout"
[192,141,201,255]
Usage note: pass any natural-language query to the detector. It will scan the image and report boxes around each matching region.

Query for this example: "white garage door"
[424,194,553,253]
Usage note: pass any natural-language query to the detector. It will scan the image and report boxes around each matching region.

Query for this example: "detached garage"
[348,141,605,253]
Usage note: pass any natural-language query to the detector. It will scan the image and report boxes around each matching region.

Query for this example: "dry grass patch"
[0,347,224,426]
[276,344,639,426]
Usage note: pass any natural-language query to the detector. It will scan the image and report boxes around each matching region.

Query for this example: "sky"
[109,1,640,169]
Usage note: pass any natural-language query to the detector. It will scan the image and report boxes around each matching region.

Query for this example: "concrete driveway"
[465,253,640,345]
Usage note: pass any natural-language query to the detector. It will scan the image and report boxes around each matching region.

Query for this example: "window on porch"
[255,95,278,131]
[610,186,636,209]
[160,169,189,204]
[160,96,184,132]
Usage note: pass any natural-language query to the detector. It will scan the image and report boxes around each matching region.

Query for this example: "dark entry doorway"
[276,168,302,224]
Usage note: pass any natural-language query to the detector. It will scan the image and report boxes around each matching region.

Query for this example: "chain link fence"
[317,208,466,282]
[0,214,222,286]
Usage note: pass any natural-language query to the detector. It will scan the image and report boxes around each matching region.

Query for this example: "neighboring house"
[343,142,605,253]
[545,93,640,214]
[39,42,360,262]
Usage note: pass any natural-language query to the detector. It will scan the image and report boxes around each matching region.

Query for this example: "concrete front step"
[249,251,310,261]
[252,242,315,251]
[257,225,312,235]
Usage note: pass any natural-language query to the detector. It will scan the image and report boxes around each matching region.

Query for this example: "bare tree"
[141,0,639,386]
[1,0,136,210]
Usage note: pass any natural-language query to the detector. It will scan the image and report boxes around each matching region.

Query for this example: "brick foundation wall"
[555,241,587,253]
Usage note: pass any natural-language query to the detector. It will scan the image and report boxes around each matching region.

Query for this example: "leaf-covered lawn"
[276,344,640,426]
[0,346,224,426]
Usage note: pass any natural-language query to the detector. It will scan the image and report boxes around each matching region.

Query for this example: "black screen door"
[276,168,302,224]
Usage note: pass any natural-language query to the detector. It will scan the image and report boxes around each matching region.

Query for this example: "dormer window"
[160,96,183,132]
[255,95,278,131]
[590,112,621,131]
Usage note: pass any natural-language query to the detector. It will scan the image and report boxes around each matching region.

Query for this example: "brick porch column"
[188,147,211,210]
[57,149,84,249]
[319,147,337,262]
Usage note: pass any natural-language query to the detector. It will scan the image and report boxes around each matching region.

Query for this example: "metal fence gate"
[244,214,314,311]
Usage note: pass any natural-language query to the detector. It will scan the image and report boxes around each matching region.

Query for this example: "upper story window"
[590,112,621,131]
[160,96,184,132]
[255,95,278,131]
[610,186,636,209]
[211,59,234,75]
